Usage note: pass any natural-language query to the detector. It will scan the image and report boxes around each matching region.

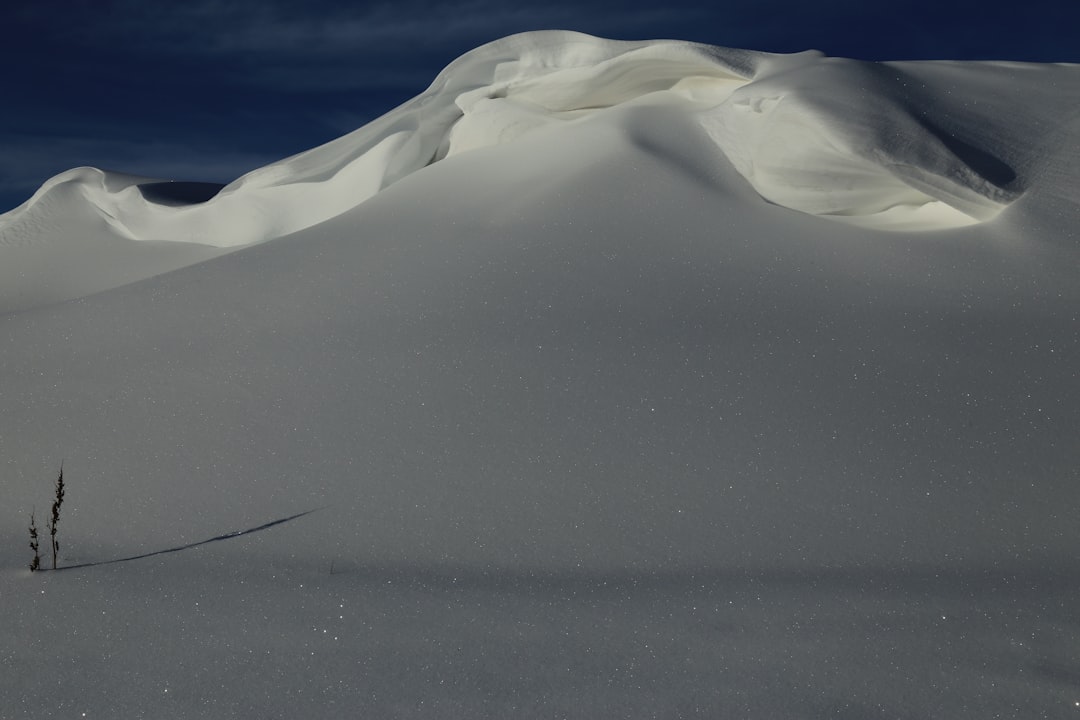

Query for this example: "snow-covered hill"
[5,31,1073,311]
[2,31,1078,719]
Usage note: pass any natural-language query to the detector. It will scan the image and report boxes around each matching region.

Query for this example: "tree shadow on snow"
[53,510,316,571]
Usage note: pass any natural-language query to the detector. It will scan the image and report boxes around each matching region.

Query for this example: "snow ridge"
[0,31,1028,257]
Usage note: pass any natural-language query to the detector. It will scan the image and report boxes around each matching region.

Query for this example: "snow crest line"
[51,509,319,571]
[0,30,1030,256]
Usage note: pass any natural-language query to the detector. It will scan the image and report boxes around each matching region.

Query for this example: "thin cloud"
[198,2,711,93]
[13,1,709,71]
[205,2,706,54]
[11,0,1080,64]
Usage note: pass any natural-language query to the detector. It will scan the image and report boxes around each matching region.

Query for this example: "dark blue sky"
[4,0,1078,212]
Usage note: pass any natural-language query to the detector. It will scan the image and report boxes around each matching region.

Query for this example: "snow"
[2,30,1079,718]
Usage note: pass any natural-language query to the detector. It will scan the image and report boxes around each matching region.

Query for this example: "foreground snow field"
[2,31,1078,718]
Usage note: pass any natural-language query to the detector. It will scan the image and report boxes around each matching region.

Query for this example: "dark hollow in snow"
[137,181,224,206]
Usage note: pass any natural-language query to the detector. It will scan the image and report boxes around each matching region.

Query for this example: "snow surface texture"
[2,31,1080,719]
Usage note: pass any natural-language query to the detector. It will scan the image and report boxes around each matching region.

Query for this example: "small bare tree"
[46,464,64,570]
[28,509,41,572]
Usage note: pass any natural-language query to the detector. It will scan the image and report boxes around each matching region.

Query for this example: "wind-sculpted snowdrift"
[2,30,1079,573]
[3,32,1080,717]
[0,32,1038,266]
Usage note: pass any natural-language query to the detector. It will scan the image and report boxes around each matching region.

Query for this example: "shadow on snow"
[52,509,317,571]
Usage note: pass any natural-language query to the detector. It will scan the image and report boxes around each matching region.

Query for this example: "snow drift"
[2,30,1079,719]
[2,27,1078,569]
[2,31,1056,311]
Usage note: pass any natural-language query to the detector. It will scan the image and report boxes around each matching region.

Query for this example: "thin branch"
[48,463,65,570]
[29,509,40,572]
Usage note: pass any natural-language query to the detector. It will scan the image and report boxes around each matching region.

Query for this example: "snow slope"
[1,30,1079,719]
